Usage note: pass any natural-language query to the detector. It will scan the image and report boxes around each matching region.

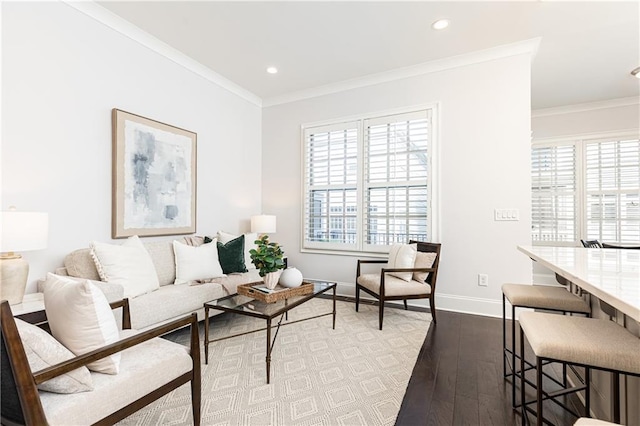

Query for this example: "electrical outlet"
[478,273,489,287]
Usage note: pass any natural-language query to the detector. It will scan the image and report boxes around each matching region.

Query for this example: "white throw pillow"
[413,252,438,283]
[217,231,258,270]
[173,239,225,285]
[43,273,121,374]
[387,243,418,282]
[15,318,94,393]
[90,235,160,299]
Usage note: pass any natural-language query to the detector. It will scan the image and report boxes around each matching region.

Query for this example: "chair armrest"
[381,267,436,274]
[357,259,388,264]
[356,259,388,278]
[32,313,198,385]
[109,298,131,330]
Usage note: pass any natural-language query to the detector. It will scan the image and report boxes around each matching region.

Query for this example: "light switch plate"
[494,208,519,221]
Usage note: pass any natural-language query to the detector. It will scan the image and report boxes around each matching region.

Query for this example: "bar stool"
[502,283,591,407]
[519,312,640,426]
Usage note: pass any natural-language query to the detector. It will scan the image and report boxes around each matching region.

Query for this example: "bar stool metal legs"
[518,312,640,426]
[502,285,590,409]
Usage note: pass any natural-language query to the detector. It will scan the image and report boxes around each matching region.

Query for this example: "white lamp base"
[0,256,29,305]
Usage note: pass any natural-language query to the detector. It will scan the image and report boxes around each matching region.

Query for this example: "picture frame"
[112,109,197,238]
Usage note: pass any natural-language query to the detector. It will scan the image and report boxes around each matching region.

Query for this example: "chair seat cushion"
[357,273,432,297]
[519,312,640,375]
[502,283,590,313]
[574,419,619,426]
[39,330,192,426]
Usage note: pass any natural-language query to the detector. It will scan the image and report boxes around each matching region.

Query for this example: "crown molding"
[532,96,640,118]
[63,1,262,107]
[263,37,541,108]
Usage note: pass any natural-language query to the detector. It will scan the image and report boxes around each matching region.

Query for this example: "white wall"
[1,1,263,293]
[262,53,534,317]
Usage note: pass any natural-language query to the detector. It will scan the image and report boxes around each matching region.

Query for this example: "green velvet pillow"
[214,235,248,274]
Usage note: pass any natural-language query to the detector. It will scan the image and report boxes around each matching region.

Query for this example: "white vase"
[279,267,303,288]
[263,270,283,290]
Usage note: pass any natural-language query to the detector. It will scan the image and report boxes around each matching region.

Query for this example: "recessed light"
[432,19,449,30]
[266,67,278,74]
[631,67,640,78]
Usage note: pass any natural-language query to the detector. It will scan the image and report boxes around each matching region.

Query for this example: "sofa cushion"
[43,274,121,374]
[173,240,224,284]
[129,282,228,329]
[64,249,101,281]
[91,236,160,299]
[143,240,177,286]
[65,241,178,287]
[218,231,258,271]
[39,329,191,426]
[216,235,248,274]
[15,318,93,394]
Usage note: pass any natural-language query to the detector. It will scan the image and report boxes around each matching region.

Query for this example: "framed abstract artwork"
[112,109,197,238]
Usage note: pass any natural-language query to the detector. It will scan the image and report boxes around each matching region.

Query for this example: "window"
[303,108,435,253]
[531,134,640,245]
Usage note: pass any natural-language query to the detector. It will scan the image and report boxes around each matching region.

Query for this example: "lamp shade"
[1,212,49,253]
[251,214,276,234]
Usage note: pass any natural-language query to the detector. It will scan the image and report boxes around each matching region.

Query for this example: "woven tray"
[237,281,314,303]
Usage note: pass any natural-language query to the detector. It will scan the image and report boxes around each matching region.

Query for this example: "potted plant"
[249,235,285,289]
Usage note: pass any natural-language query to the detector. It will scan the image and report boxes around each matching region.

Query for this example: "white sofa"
[39,238,261,330]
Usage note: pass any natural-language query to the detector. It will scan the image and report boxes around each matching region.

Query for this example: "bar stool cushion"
[502,283,590,313]
[574,418,619,425]
[519,312,640,375]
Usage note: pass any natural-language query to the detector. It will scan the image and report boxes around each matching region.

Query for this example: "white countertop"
[518,245,640,322]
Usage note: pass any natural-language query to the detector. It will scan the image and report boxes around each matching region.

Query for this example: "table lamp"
[1,209,48,305]
[250,214,276,235]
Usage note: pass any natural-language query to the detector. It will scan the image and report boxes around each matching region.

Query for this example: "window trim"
[532,129,640,246]
[300,103,440,256]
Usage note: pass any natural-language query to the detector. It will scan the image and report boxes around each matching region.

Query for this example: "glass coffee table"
[203,279,336,384]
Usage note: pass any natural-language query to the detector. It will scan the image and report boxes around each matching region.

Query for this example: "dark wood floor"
[395,309,585,426]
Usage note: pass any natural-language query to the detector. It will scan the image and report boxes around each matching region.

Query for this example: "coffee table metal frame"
[203,280,336,384]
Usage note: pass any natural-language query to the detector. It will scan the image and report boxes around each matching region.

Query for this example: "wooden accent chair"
[355,241,441,329]
[0,299,201,426]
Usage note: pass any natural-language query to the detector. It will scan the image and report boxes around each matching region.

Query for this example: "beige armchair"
[0,298,201,426]
[355,241,441,329]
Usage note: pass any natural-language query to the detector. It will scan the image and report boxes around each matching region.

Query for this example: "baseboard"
[319,279,508,319]
[435,293,505,318]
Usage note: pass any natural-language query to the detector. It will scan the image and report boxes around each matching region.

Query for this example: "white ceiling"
[98,1,640,110]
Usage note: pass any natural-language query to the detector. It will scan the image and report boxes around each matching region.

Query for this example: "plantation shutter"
[303,122,359,251]
[585,138,640,243]
[363,111,430,250]
[531,144,577,243]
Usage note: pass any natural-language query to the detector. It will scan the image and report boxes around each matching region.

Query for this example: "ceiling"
[98,1,640,110]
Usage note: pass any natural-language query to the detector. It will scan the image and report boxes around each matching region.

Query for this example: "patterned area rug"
[117,298,431,426]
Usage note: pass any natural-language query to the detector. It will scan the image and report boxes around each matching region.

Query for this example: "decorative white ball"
[279,267,303,288]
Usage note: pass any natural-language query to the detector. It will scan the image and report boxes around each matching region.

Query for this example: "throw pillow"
[217,231,258,270]
[90,235,160,299]
[387,243,418,282]
[413,252,438,283]
[15,318,94,394]
[173,239,225,285]
[43,273,121,374]
[211,235,248,274]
